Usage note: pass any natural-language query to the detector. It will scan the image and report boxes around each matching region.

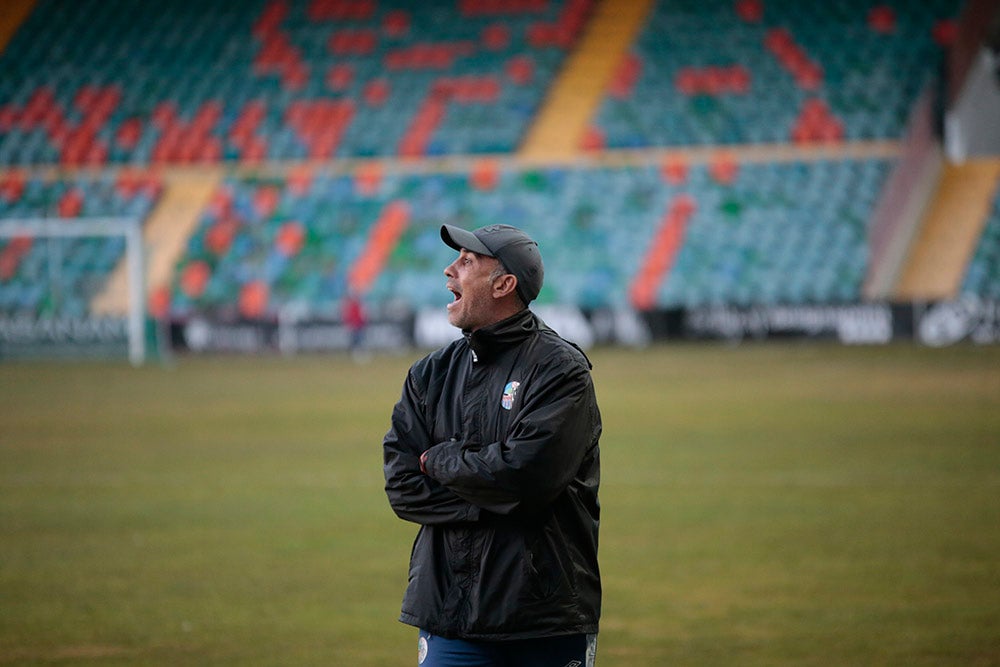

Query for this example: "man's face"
[444,248,503,331]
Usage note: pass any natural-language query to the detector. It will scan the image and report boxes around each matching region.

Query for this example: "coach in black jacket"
[383,224,602,666]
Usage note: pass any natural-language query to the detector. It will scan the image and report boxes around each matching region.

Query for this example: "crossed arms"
[383,361,595,525]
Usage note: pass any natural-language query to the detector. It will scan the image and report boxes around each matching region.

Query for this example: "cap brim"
[441,224,494,256]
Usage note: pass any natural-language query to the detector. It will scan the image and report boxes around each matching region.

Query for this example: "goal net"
[0,217,147,365]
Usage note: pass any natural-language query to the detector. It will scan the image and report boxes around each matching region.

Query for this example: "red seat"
[180,261,211,298]
[238,280,269,319]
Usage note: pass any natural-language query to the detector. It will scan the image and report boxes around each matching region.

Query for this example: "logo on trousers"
[418,636,428,664]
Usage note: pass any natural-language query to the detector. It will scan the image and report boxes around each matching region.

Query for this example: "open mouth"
[447,285,462,308]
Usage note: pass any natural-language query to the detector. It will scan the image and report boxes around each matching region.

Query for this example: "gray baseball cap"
[441,224,544,305]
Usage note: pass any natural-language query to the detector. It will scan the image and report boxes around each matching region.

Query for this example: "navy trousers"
[417,630,597,667]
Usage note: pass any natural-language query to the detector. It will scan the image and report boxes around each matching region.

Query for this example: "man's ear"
[492,273,518,299]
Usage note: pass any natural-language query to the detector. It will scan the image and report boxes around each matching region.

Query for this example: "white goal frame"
[0,217,146,365]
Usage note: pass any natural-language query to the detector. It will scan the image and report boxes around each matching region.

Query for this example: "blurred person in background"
[342,288,368,361]
[383,224,602,667]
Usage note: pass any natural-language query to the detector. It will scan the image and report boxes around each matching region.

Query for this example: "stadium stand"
[170,170,385,318]
[1,0,996,351]
[165,156,890,318]
[0,0,590,165]
[519,0,652,159]
[589,0,962,149]
[656,158,891,307]
[95,168,220,318]
[0,171,162,317]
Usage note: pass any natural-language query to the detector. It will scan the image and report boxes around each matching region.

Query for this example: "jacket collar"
[463,308,538,363]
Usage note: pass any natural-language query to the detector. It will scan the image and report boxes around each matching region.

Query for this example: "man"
[341,288,368,361]
[383,224,602,667]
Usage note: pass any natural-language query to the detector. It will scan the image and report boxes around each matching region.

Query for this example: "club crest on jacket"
[501,381,520,410]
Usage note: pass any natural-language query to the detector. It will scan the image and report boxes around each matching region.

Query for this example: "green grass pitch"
[1,343,999,665]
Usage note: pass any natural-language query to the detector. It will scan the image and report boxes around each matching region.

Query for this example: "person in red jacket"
[342,289,368,360]
[383,224,602,667]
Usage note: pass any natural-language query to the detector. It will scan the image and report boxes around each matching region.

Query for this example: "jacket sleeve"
[422,353,599,516]
[383,368,481,525]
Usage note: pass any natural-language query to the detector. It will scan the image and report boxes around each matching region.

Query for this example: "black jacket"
[383,309,601,640]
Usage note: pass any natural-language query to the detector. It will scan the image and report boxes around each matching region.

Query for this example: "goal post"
[0,217,146,365]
